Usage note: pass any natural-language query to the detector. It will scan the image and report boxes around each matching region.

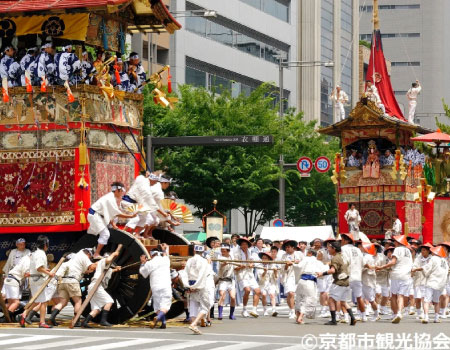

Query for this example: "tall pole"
[279,60,285,221]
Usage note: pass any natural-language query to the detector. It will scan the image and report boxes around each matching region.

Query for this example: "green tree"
[440,99,450,134]
[144,84,339,234]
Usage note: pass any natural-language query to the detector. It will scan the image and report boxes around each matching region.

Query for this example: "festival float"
[319,0,450,244]
[0,0,193,324]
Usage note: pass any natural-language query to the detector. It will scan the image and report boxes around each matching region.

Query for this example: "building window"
[394,90,408,95]
[241,0,290,22]
[186,66,207,87]
[360,4,420,12]
[391,62,420,66]
[186,14,289,65]
[185,57,290,104]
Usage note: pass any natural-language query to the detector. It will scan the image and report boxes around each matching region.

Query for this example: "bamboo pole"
[24,256,66,311]
[70,244,122,329]
[169,256,292,265]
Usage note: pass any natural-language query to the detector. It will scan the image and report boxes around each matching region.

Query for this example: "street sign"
[150,135,274,146]
[296,157,313,177]
[273,219,284,227]
[314,156,331,173]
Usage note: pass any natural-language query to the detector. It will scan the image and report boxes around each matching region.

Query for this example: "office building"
[298,0,360,126]
[168,0,298,108]
[359,1,450,129]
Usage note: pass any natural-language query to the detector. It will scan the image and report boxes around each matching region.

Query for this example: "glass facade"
[360,4,420,12]
[320,0,354,127]
[340,0,353,119]
[185,16,289,65]
[240,0,290,22]
[320,0,334,126]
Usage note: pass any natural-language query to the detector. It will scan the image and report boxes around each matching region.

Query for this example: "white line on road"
[0,335,59,345]
[74,338,166,350]
[141,340,211,350]
[206,342,264,350]
[11,336,110,350]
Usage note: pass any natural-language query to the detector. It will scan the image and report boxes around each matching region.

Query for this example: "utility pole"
[277,59,334,222]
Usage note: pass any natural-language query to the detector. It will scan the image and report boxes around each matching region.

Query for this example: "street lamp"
[277,59,334,221]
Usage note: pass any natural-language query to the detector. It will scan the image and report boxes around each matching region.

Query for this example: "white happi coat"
[2,248,31,274]
[293,256,323,318]
[87,192,122,235]
[140,255,172,311]
[185,254,211,315]
[89,258,114,310]
[29,248,51,303]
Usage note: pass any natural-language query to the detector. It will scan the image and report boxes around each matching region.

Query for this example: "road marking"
[145,340,211,350]
[74,338,160,350]
[208,342,263,350]
[12,336,110,350]
[1,335,58,345]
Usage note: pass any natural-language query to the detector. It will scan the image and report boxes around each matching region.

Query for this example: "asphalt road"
[1,306,450,350]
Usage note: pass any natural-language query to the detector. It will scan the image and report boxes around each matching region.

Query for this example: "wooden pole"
[0,274,11,323]
[24,256,66,311]
[169,256,291,265]
[70,244,122,329]
[373,0,380,30]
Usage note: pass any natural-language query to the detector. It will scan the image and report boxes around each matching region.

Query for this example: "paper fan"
[178,204,194,223]
[161,199,183,218]
[124,204,152,213]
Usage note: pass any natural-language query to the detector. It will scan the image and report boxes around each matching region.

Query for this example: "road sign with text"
[314,156,331,173]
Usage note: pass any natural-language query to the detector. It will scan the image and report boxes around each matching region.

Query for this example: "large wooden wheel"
[71,228,188,324]
[71,229,151,324]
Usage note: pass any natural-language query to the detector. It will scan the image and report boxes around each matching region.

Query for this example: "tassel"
[78,143,89,166]
[114,62,121,85]
[64,80,75,103]
[2,77,9,103]
[25,71,33,93]
[167,66,172,93]
[79,211,87,224]
[41,76,47,92]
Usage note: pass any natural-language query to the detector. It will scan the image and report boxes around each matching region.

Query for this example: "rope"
[393,20,418,81]
[340,0,368,80]
[110,123,145,171]
[127,126,151,172]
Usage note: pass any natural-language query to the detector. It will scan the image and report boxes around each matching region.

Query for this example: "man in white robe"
[122,174,159,238]
[19,236,54,328]
[88,182,135,258]
[282,240,304,319]
[185,245,212,335]
[406,80,421,124]
[330,85,349,122]
[50,249,95,326]
[82,251,121,328]
[139,244,172,329]
[293,250,323,324]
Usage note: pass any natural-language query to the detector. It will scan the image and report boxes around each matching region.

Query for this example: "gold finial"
[213,199,218,207]
[373,0,380,30]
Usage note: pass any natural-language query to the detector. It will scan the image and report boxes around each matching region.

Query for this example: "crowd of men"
[2,230,450,334]
[1,171,449,333]
[0,41,147,93]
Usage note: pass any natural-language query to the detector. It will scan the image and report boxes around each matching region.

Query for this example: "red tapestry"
[405,201,422,234]
[0,149,75,227]
[358,201,396,237]
[89,150,135,202]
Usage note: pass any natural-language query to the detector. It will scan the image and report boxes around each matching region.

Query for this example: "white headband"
[159,176,172,183]
[63,45,72,51]
[194,245,204,252]
[111,185,125,192]
[42,43,52,49]
[149,173,159,181]
[130,54,139,60]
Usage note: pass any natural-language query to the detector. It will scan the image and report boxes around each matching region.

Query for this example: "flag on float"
[366,30,405,121]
